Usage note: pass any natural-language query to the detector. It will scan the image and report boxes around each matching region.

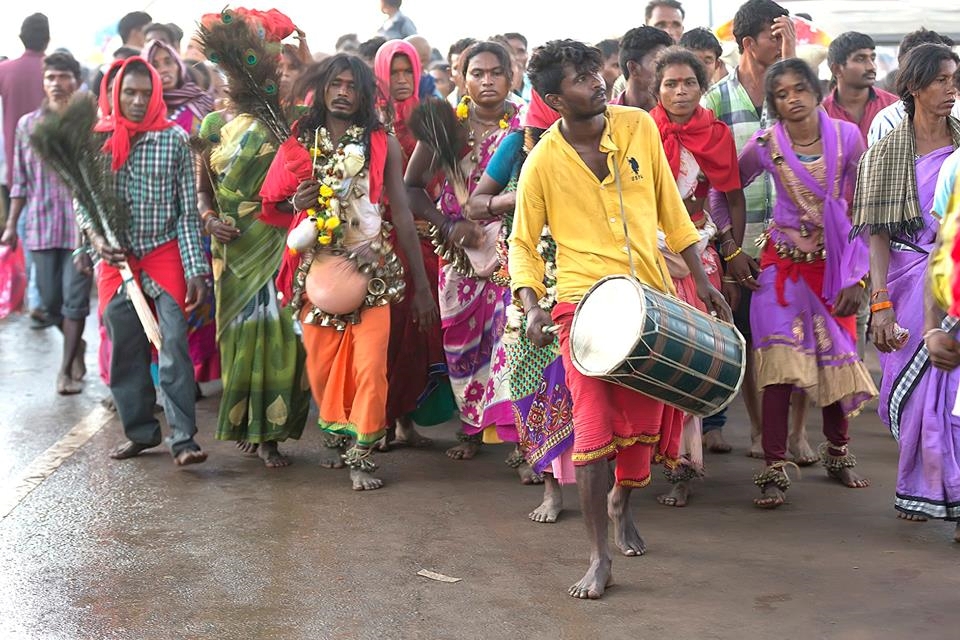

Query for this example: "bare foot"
[109,441,155,460]
[175,449,208,466]
[71,339,87,381]
[656,480,690,507]
[747,437,764,459]
[446,441,481,460]
[897,511,927,522]
[57,373,83,395]
[319,450,346,469]
[351,469,384,491]
[101,396,117,413]
[828,467,869,488]
[517,462,544,485]
[753,484,786,509]
[789,437,819,466]
[529,476,563,523]
[259,441,290,468]
[236,441,259,457]
[568,556,613,599]
[375,434,392,452]
[394,418,433,448]
[607,485,646,556]
[703,429,732,453]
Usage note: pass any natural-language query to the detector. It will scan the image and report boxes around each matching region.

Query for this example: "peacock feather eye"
[263,80,278,95]
[245,49,258,66]
[207,51,220,64]
[221,11,234,24]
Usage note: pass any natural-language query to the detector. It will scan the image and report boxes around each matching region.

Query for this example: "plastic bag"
[0,243,26,318]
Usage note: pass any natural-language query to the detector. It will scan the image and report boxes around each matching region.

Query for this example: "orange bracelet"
[870,300,894,313]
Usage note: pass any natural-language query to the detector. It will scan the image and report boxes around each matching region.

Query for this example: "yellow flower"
[305,208,317,217]
[324,216,341,231]
[456,96,470,121]
[318,234,332,245]
[319,184,334,198]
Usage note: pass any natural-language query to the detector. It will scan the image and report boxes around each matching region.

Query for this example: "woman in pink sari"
[405,41,539,482]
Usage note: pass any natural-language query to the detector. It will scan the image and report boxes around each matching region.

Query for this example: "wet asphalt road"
[2,310,960,640]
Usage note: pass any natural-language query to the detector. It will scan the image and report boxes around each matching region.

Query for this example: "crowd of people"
[1,0,960,600]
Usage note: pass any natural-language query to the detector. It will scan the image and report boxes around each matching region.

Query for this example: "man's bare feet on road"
[703,429,732,453]
[57,373,83,395]
[259,441,290,468]
[71,339,87,381]
[175,449,208,466]
[607,485,646,556]
[529,476,563,523]
[517,462,544,485]
[109,442,155,460]
[568,556,613,599]
[656,481,690,507]
[394,417,433,448]
[351,469,384,491]
[789,437,819,466]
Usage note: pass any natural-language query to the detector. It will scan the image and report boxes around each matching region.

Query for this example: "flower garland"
[456,95,512,130]
[286,125,366,254]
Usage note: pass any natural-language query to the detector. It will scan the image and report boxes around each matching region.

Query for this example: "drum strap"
[612,157,671,291]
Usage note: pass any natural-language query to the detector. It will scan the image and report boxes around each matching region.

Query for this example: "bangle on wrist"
[723,247,743,262]
[721,276,739,284]
[486,195,494,216]
[870,288,889,301]
[870,300,894,313]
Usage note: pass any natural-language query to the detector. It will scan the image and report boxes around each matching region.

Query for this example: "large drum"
[570,275,746,417]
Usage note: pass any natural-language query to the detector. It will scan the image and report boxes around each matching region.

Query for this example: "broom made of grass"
[30,95,162,349]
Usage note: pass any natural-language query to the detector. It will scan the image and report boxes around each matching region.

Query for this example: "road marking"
[0,406,113,520]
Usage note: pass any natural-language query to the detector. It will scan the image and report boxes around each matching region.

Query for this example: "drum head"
[572,276,644,375]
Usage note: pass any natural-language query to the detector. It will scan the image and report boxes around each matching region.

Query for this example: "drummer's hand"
[697,281,733,323]
[525,307,554,348]
[721,279,741,313]
[833,284,864,318]
[726,251,760,291]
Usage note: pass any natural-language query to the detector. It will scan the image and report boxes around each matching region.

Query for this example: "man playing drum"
[510,39,730,600]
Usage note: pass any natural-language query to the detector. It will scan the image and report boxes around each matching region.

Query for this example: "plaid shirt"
[77,127,209,290]
[701,68,775,257]
[10,108,79,251]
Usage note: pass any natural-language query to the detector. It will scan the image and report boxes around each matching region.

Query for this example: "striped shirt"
[868,99,960,147]
[10,108,79,251]
[77,126,209,283]
[701,67,775,257]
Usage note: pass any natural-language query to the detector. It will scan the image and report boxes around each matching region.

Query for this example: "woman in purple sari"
[853,44,960,541]
[713,59,877,509]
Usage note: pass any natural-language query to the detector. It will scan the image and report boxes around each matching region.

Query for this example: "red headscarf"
[95,59,126,130]
[200,7,297,42]
[524,90,560,130]
[374,40,421,156]
[96,56,175,171]
[650,103,740,193]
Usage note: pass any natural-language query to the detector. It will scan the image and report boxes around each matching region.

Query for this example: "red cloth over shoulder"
[651,104,740,193]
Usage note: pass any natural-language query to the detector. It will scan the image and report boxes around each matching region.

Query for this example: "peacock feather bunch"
[198,9,290,142]
[408,98,469,204]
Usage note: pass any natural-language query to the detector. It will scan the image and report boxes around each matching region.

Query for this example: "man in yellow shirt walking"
[510,39,729,600]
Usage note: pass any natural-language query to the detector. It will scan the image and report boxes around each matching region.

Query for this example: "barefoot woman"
[716,58,877,508]
[650,47,746,507]
[853,43,960,536]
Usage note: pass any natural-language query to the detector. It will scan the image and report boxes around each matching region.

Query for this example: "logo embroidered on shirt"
[627,156,641,181]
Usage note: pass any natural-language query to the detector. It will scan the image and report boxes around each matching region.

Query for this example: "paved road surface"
[2,312,959,639]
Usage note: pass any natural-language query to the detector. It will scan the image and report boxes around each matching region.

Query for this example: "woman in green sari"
[197,111,311,467]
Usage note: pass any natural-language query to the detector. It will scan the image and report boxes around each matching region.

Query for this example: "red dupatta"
[374,40,421,157]
[651,104,740,193]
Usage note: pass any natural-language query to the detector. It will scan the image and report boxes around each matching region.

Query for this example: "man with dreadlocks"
[510,39,729,599]
[261,54,436,491]
[82,57,210,466]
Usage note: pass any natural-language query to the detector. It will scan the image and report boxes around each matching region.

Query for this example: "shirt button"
[609,217,616,223]
[622,247,628,253]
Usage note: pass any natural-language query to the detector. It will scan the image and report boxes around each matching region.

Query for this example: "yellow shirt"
[510,105,699,303]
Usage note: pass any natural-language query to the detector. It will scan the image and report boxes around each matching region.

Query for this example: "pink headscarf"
[143,39,214,122]
[374,40,421,156]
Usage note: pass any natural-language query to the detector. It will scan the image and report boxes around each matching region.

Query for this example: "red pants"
[553,302,683,487]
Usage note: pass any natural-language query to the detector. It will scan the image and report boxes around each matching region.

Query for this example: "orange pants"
[300,305,390,446]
